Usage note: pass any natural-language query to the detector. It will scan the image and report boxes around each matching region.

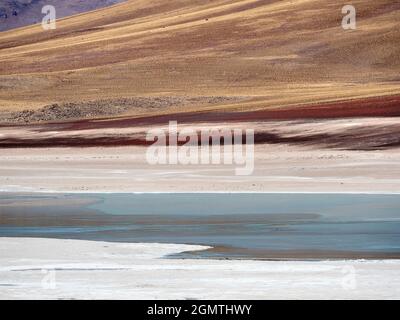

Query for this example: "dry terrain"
[1,144,400,193]
[0,0,399,192]
[0,0,399,112]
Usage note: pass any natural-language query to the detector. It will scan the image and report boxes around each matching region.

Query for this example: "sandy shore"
[0,144,399,193]
[0,238,399,300]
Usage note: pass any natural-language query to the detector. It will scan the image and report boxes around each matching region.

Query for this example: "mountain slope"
[0,0,399,114]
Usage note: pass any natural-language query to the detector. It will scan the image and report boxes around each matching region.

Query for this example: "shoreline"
[2,190,400,195]
[3,235,400,262]
[2,236,400,263]
[1,237,400,300]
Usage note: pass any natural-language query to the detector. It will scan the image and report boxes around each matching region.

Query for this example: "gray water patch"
[1,193,400,260]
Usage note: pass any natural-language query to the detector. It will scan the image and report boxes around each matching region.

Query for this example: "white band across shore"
[1,238,399,300]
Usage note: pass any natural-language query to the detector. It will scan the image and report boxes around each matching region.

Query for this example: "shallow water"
[1,193,400,259]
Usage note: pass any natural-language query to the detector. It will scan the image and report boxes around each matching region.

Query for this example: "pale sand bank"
[0,144,400,193]
[0,238,399,300]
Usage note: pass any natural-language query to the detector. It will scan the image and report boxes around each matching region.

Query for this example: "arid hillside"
[0,0,399,118]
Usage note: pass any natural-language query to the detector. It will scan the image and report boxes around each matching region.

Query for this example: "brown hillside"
[0,0,399,116]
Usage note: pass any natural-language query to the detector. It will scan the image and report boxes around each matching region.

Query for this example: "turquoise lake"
[1,193,400,260]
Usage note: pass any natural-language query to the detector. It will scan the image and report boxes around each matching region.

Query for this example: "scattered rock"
[1,96,244,124]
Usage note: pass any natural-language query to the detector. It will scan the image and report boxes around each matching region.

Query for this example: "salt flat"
[0,238,399,299]
[0,144,399,193]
